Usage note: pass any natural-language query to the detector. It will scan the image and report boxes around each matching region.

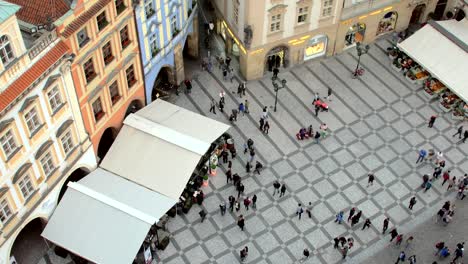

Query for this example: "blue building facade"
[134,0,199,103]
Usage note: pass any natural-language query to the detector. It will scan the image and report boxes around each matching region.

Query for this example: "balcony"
[341,0,400,20]
[28,31,58,60]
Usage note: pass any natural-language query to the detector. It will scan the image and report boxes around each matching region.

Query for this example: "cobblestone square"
[157,38,466,263]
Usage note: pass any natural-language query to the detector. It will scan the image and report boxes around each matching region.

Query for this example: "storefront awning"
[100,100,230,200]
[397,19,468,103]
[41,168,176,264]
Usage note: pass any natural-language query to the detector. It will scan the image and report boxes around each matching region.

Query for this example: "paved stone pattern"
[158,38,468,264]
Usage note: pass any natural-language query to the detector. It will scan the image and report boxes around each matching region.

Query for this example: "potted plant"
[452,108,464,120]
[182,198,193,214]
[391,59,402,72]
[202,174,209,186]
[167,206,177,217]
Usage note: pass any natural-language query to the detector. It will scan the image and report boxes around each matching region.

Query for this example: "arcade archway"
[10,218,48,264]
[151,66,174,101]
[265,45,289,73]
[57,167,90,203]
[97,127,117,162]
[410,4,426,24]
[125,99,144,117]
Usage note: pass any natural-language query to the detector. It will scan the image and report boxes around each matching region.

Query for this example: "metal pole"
[354,53,361,77]
[274,88,278,112]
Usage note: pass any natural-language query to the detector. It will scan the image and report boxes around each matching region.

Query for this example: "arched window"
[0,35,15,66]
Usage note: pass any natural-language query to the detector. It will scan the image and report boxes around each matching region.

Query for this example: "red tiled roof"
[61,0,111,38]
[0,41,69,113]
[6,0,70,25]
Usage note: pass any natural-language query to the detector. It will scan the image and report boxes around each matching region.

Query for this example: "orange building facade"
[55,0,146,161]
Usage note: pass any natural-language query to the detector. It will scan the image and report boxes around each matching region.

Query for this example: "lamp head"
[281,79,287,86]
[271,76,277,81]
[365,44,370,51]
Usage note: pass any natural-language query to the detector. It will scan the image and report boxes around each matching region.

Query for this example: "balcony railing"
[28,31,58,60]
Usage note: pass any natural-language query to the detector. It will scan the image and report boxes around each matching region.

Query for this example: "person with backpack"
[395,251,406,264]
[240,246,248,262]
[296,204,304,220]
[273,181,281,196]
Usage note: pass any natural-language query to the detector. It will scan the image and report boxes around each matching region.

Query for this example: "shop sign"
[304,35,328,61]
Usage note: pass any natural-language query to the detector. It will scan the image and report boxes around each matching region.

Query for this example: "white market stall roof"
[100,99,230,200]
[41,168,176,264]
[398,19,468,103]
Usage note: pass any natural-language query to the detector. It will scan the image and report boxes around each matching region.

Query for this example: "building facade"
[134,0,199,103]
[0,1,96,263]
[212,0,459,80]
[54,0,146,161]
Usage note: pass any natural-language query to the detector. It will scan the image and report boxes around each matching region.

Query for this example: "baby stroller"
[314,99,329,112]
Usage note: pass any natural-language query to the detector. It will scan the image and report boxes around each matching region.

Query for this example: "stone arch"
[410,4,426,24]
[57,167,91,203]
[125,99,144,117]
[151,66,175,101]
[97,127,118,162]
[264,45,290,73]
[9,217,48,264]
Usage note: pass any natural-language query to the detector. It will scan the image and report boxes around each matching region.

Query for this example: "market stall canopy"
[100,100,230,200]
[41,168,176,264]
[398,19,468,103]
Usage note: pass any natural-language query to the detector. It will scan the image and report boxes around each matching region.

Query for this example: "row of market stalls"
[41,100,230,264]
[387,18,468,119]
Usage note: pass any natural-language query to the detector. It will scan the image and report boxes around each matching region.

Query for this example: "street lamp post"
[271,76,287,112]
[353,42,370,77]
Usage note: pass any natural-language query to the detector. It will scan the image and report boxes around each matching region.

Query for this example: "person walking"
[237,183,245,198]
[225,56,231,67]
[222,149,229,164]
[299,249,310,263]
[252,194,257,209]
[367,173,375,187]
[254,161,263,174]
[362,218,372,230]
[433,166,443,179]
[219,99,224,113]
[273,181,281,196]
[240,246,248,262]
[326,87,332,101]
[259,117,265,131]
[243,197,251,210]
[239,102,245,116]
[383,217,390,234]
[315,105,320,117]
[409,196,417,210]
[335,211,344,224]
[341,245,349,259]
[237,215,245,231]
[395,251,406,264]
[416,149,427,163]
[453,126,463,139]
[390,228,398,242]
[463,130,468,143]
[314,131,321,143]
[442,170,451,185]
[348,207,356,222]
[273,67,279,78]
[235,200,241,212]
[237,83,243,98]
[405,236,414,249]
[314,92,320,102]
[199,209,207,222]
[209,99,217,114]
[226,168,232,184]
[351,210,362,226]
[396,234,404,246]
[435,151,444,165]
[219,202,227,216]
[249,148,255,163]
[428,115,437,128]
[244,99,250,114]
[263,121,270,134]
[453,246,464,262]
[229,195,235,212]
[245,162,251,173]
[296,204,304,220]
[408,255,416,264]
[280,184,287,197]
[333,237,340,249]
[306,202,312,218]
[424,179,433,192]
[242,82,247,96]
[222,67,228,81]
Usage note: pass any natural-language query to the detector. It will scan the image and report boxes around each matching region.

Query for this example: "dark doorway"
[58,168,90,202]
[10,218,48,264]
[433,0,448,20]
[410,4,426,24]
[183,35,192,58]
[97,127,117,162]
[151,67,174,101]
[455,9,465,21]
[264,46,289,73]
[125,100,144,117]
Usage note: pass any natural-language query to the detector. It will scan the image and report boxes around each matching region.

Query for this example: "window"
[24,107,41,134]
[0,35,15,66]
[0,199,12,224]
[18,175,34,200]
[102,42,114,65]
[150,34,159,57]
[0,130,18,158]
[115,0,126,15]
[322,0,333,17]
[233,0,239,24]
[297,7,309,23]
[83,58,97,83]
[171,15,178,36]
[61,130,74,155]
[145,0,155,18]
[40,151,55,176]
[77,28,90,48]
[270,14,281,32]
[47,86,63,112]
[126,65,136,88]
[96,11,109,31]
[109,81,121,105]
[120,25,130,49]
[92,98,105,122]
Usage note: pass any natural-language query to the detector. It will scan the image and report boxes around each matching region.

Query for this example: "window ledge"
[86,73,98,85]
[5,146,22,163]
[51,103,66,117]
[64,145,79,160]
[29,123,45,139]
[78,37,91,49]
[319,15,334,22]
[23,189,39,206]
[0,212,17,229]
[267,30,284,37]
[295,22,310,29]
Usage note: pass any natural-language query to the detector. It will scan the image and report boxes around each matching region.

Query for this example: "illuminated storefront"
[345,23,366,48]
[304,35,328,61]
[376,12,398,35]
